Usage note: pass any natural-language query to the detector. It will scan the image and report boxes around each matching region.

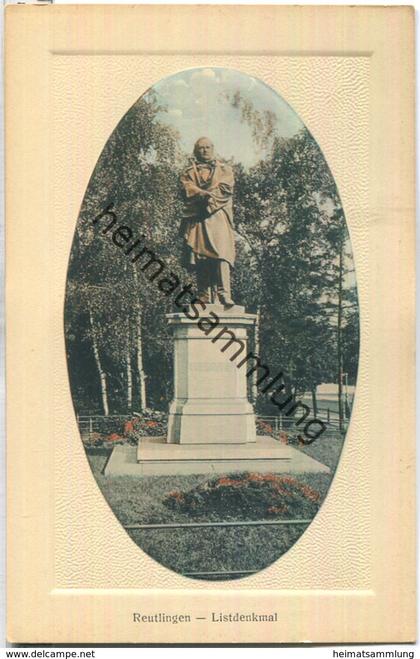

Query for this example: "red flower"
[168,490,184,502]
[258,420,273,433]
[280,476,299,486]
[107,433,122,442]
[216,477,242,488]
[247,472,277,483]
[124,421,134,434]
[279,431,288,444]
[267,505,287,514]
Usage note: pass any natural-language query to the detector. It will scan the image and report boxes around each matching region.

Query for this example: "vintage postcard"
[5,5,415,644]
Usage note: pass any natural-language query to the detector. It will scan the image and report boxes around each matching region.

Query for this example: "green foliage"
[234,129,357,410]
[65,93,187,413]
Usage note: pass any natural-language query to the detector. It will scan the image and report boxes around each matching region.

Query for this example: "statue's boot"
[218,294,234,308]
[197,289,211,305]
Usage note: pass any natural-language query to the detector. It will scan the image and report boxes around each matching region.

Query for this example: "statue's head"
[194,137,214,163]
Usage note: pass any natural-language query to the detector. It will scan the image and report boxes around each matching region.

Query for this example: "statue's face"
[195,138,214,163]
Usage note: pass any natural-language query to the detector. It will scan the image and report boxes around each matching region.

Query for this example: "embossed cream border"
[6,5,415,644]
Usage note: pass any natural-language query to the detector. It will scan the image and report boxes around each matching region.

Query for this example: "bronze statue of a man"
[180,137,235,307]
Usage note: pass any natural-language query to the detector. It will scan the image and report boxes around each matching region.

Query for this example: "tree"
[65,92,185,415]
[233,128,357,420]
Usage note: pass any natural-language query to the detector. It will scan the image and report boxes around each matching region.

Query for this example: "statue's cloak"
[180,159,235,267]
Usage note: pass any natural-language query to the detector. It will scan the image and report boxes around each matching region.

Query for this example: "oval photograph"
[65,67,359,580]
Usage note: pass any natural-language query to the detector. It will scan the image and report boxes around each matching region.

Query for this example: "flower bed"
[256,419,275,437]
[163,472,321,521]
[82,411,167,448]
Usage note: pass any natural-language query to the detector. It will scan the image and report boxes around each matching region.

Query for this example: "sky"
[150,67,304,167]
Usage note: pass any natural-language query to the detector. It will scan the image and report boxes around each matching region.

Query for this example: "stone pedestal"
[166,304,257,445]
[109,303,330,478]
[107,439,330,477]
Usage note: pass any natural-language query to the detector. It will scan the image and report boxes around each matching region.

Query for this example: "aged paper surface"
[5,5,415,644]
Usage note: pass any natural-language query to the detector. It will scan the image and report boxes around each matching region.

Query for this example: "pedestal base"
[104,436,330,477]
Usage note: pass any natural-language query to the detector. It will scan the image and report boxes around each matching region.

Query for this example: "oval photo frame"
[65,67,359,580]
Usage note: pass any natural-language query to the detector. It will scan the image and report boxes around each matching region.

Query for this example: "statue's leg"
[209,259,219,304]
[217,260,234,307]
[196,259,211,303]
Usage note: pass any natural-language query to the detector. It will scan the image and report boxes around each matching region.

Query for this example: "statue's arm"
[210,165,234,198]
[180,171,211,199]
[218,181,233,196]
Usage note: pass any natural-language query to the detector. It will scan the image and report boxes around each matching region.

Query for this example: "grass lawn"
[86,433,343,580]
[298,431,345,470]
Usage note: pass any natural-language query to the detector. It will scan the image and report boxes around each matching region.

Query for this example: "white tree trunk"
[337,241,344,432]
[135,312,147,411]
[88,305,109,416]
[126,319,133,411]
[252,307,260,404]
[132,269,147,411]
